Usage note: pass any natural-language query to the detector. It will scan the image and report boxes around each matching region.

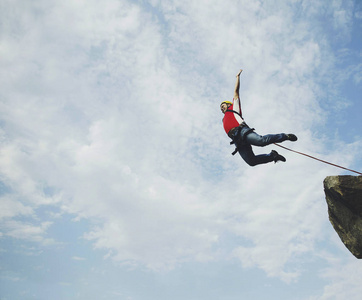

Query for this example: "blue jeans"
[234,127,288,166]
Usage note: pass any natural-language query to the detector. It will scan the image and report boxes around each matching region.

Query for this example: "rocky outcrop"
[324,175,362,258]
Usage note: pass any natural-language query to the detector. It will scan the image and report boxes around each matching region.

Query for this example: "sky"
[0,0,362,299]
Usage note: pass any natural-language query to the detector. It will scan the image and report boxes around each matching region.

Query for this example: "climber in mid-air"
[221,69,297,166]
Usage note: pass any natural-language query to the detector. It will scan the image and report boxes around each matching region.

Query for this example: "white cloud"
[2,220,54,244]
[72,256,86,261]
[0,1,360,293]
[0,196,33,219]
[316,257,362,300]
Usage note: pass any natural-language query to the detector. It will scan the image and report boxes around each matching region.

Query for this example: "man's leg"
[245,131,295,147]
[238,143,276,166]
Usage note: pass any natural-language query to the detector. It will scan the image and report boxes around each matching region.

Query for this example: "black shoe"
[286,134,297,141]
[271,150,286,163]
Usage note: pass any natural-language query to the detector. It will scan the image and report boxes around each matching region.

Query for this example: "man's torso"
[223,98,244,134]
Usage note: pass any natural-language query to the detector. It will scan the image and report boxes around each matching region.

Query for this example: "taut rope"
[273,143,362,175]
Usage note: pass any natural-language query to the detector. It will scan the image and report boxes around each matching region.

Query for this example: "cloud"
[72,256,86,261]
[1,220,54,244]
[0,195,34,219]
[0,0,360,290]
[316,256,362,300]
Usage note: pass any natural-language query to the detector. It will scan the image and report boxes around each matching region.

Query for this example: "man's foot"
[271,150,286,163]
[286,134,297,141]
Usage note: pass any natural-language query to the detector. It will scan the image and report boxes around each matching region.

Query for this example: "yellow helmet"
[220,101,232,107]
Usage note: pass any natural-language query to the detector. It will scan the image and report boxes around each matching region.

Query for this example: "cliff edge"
[324,175,362,258]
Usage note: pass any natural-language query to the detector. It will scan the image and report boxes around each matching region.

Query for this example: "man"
[221,69,297,166]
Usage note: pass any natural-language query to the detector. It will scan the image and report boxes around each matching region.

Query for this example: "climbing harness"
[273,143,362,175]
[229,123,255,155]
[225,109,243,119]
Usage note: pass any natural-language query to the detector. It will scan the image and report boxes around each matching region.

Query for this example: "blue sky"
[1,0,362,299]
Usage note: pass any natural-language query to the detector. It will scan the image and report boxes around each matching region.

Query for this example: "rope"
[273,143,362,175]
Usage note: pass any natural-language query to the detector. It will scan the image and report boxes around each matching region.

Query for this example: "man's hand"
[236,69,243,77]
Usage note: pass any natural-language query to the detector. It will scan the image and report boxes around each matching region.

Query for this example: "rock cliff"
[324,175,362,258]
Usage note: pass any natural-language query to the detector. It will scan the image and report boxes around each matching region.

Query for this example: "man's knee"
[246,134,268,147]
[243,157,257,166]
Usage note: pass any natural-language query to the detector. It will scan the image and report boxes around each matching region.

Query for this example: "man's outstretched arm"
[233,69,243,100]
